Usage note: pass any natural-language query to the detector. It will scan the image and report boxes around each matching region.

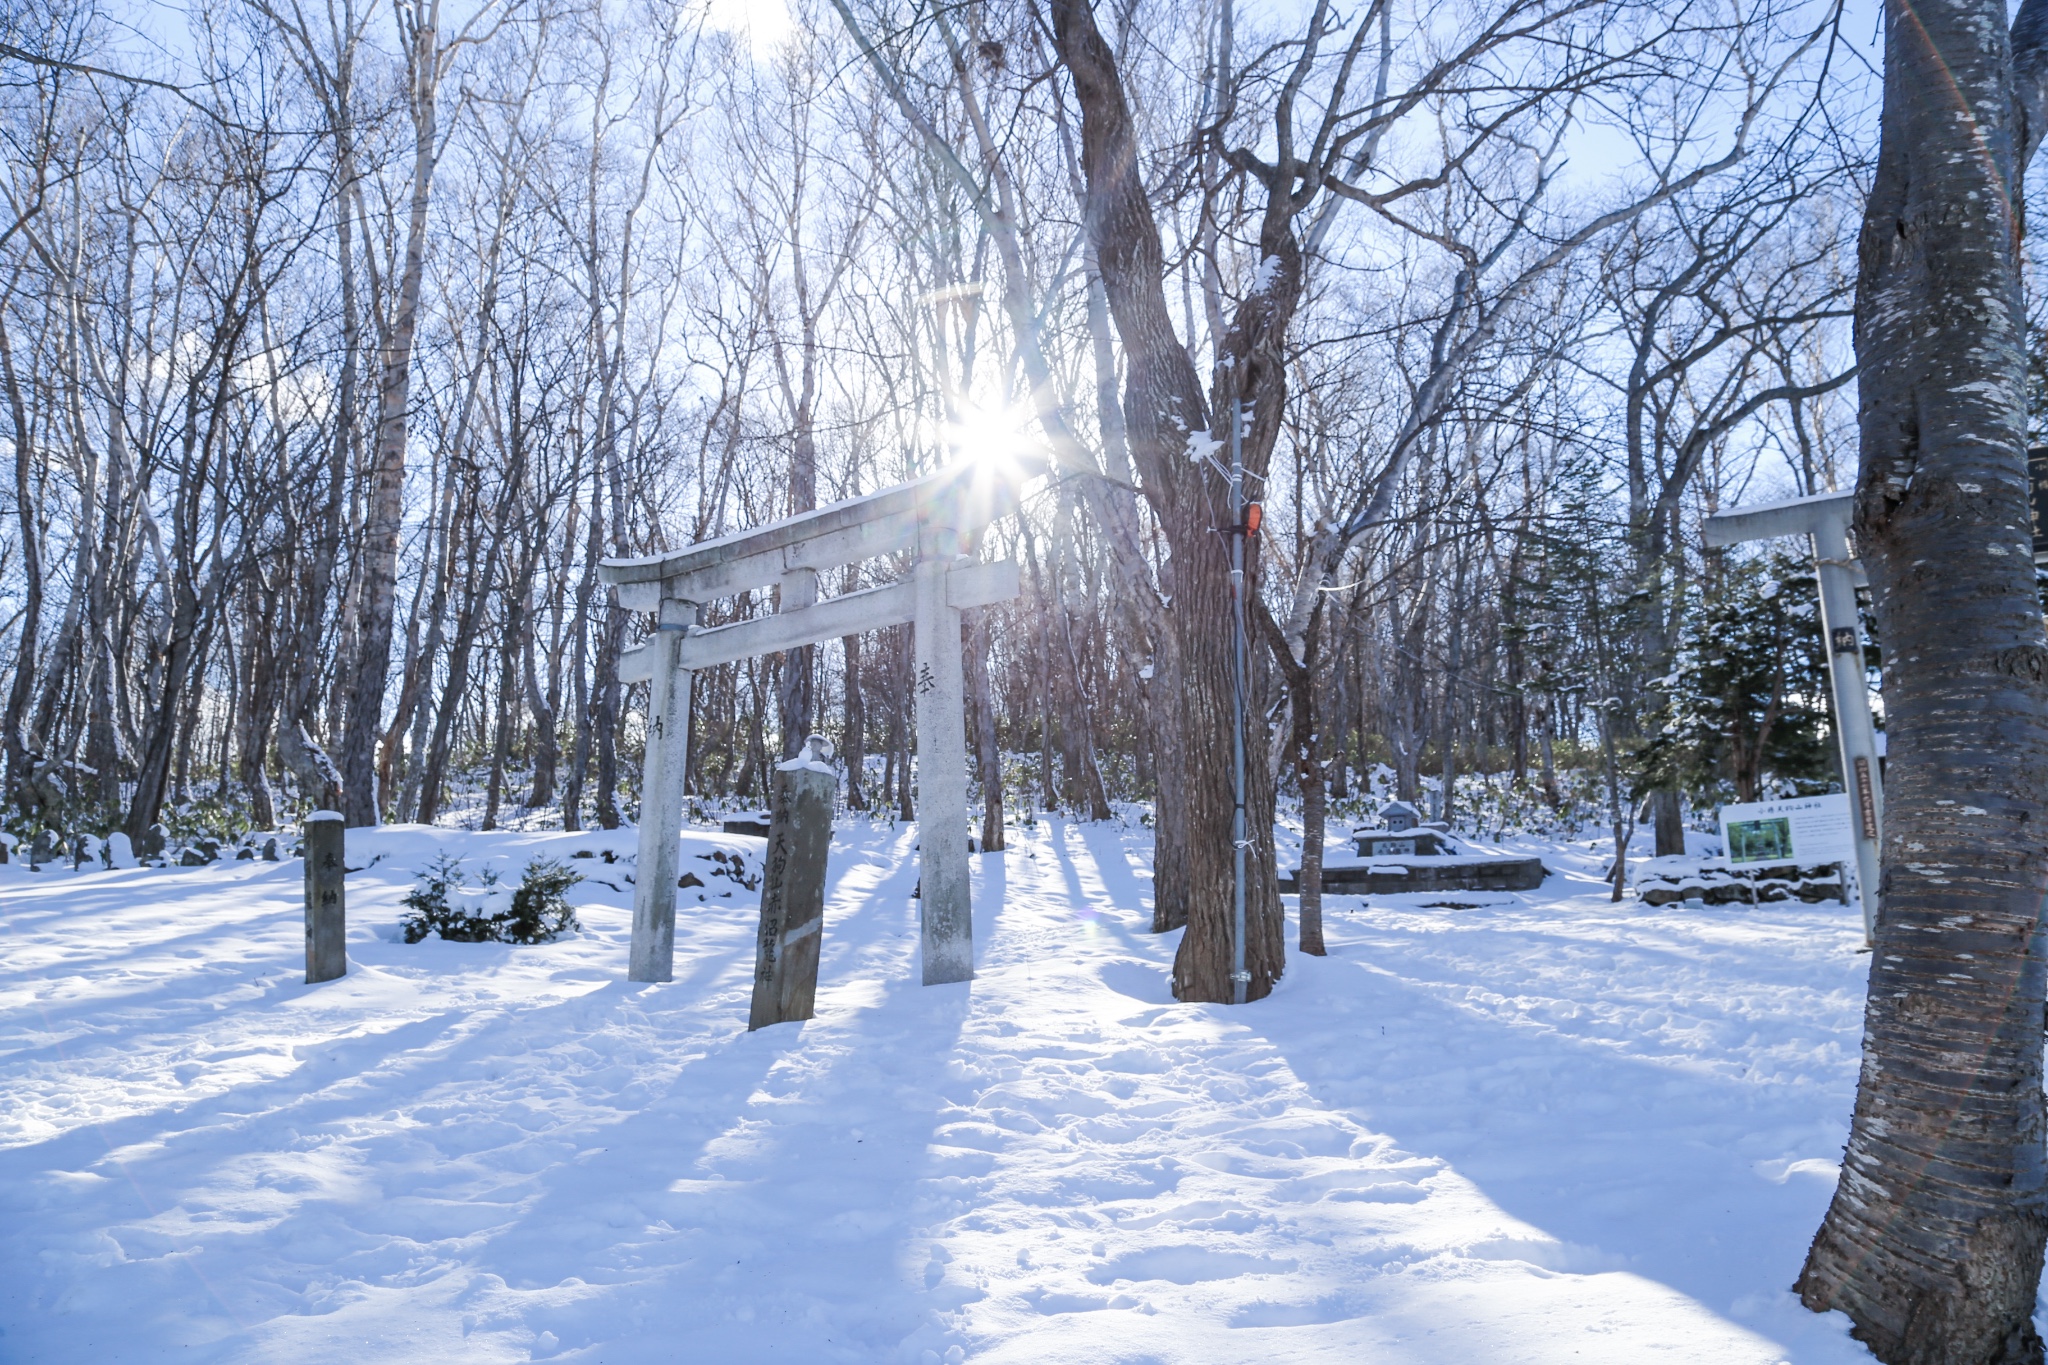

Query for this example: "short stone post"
[303,811,347,984]
[749,735,838,1030]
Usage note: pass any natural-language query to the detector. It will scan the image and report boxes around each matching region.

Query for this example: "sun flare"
[943,398,1036,473]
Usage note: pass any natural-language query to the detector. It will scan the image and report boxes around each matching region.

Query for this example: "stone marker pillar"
[748,735,839,1030]
[303,811,347,984]
[914,526,973,985]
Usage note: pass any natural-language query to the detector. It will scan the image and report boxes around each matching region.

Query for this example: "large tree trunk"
[1087,239,1186,927]
[775,643,814,761]
[1649,789,1685,858]
[1795,2,2048,1359]
[126,564,211,837]
[1049,0,1282,1002]
[1145,637,1190,931]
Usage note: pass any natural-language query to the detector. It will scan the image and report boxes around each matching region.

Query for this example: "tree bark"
[523,589,558,808]
[237,576,279,828]
[0,298,43,818]
[1145,644,1190,931]
[965,607,1004,852]
[1049,0,1282,1001]
[1796,2,2048,1359]
[841,626,867,810]
[1257,598,1324,955]
[1437,546,1468,823]
[386,443,453,815]
[562,477,602,831]
[893,626,914,822]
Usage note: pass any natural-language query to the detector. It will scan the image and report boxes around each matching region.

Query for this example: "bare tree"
[339,0,511,825]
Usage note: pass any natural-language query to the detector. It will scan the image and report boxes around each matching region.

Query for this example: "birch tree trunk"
[0,296,42,818]
[965,606,1004,851]
[340,1,443,825]
[1795,1,2048,1358]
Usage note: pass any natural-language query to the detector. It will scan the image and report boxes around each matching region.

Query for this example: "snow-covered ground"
[2,817,1886,1362]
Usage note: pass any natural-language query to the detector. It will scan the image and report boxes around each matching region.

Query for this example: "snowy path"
[1,819,1880,1362]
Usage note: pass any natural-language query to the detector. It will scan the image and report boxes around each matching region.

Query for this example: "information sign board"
[2032,446,2048,563]
[1719,793,1856,867]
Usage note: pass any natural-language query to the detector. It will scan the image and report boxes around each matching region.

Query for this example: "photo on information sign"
[1726,816,1794,864]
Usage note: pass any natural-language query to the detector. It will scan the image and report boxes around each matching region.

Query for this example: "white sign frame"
[1703,491,1883,940]
[1718,793,1857,868]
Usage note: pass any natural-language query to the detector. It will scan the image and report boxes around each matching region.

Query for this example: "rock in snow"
[0,820,1872,1362]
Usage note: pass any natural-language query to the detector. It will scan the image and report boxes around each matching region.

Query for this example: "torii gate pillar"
[1705,490,1884,940]
[914,521,973,984]
[628,594,696,983]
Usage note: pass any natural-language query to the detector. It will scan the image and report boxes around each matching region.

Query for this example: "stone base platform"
[1280,854,1549,895]
[1632,856,1845,907]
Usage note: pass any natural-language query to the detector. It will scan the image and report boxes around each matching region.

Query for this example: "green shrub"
[401,854,581,945]
[503,858,581,944]
[400,855,499,943]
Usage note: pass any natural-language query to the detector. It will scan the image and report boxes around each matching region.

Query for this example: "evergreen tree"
[1645,552,1835,804]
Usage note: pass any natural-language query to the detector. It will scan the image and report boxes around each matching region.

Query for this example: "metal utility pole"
[1703,490,1884,941]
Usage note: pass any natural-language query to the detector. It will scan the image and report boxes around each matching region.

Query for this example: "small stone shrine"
[1283,798,1549,896]
[1351,800,1444,857]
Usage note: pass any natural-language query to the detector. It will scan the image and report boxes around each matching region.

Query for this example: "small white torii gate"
[598,460,1030,986]
[1703,489,1885,939]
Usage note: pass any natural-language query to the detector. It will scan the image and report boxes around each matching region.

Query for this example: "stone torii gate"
[598,460,1030,987]
[1703,489,1884,939]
